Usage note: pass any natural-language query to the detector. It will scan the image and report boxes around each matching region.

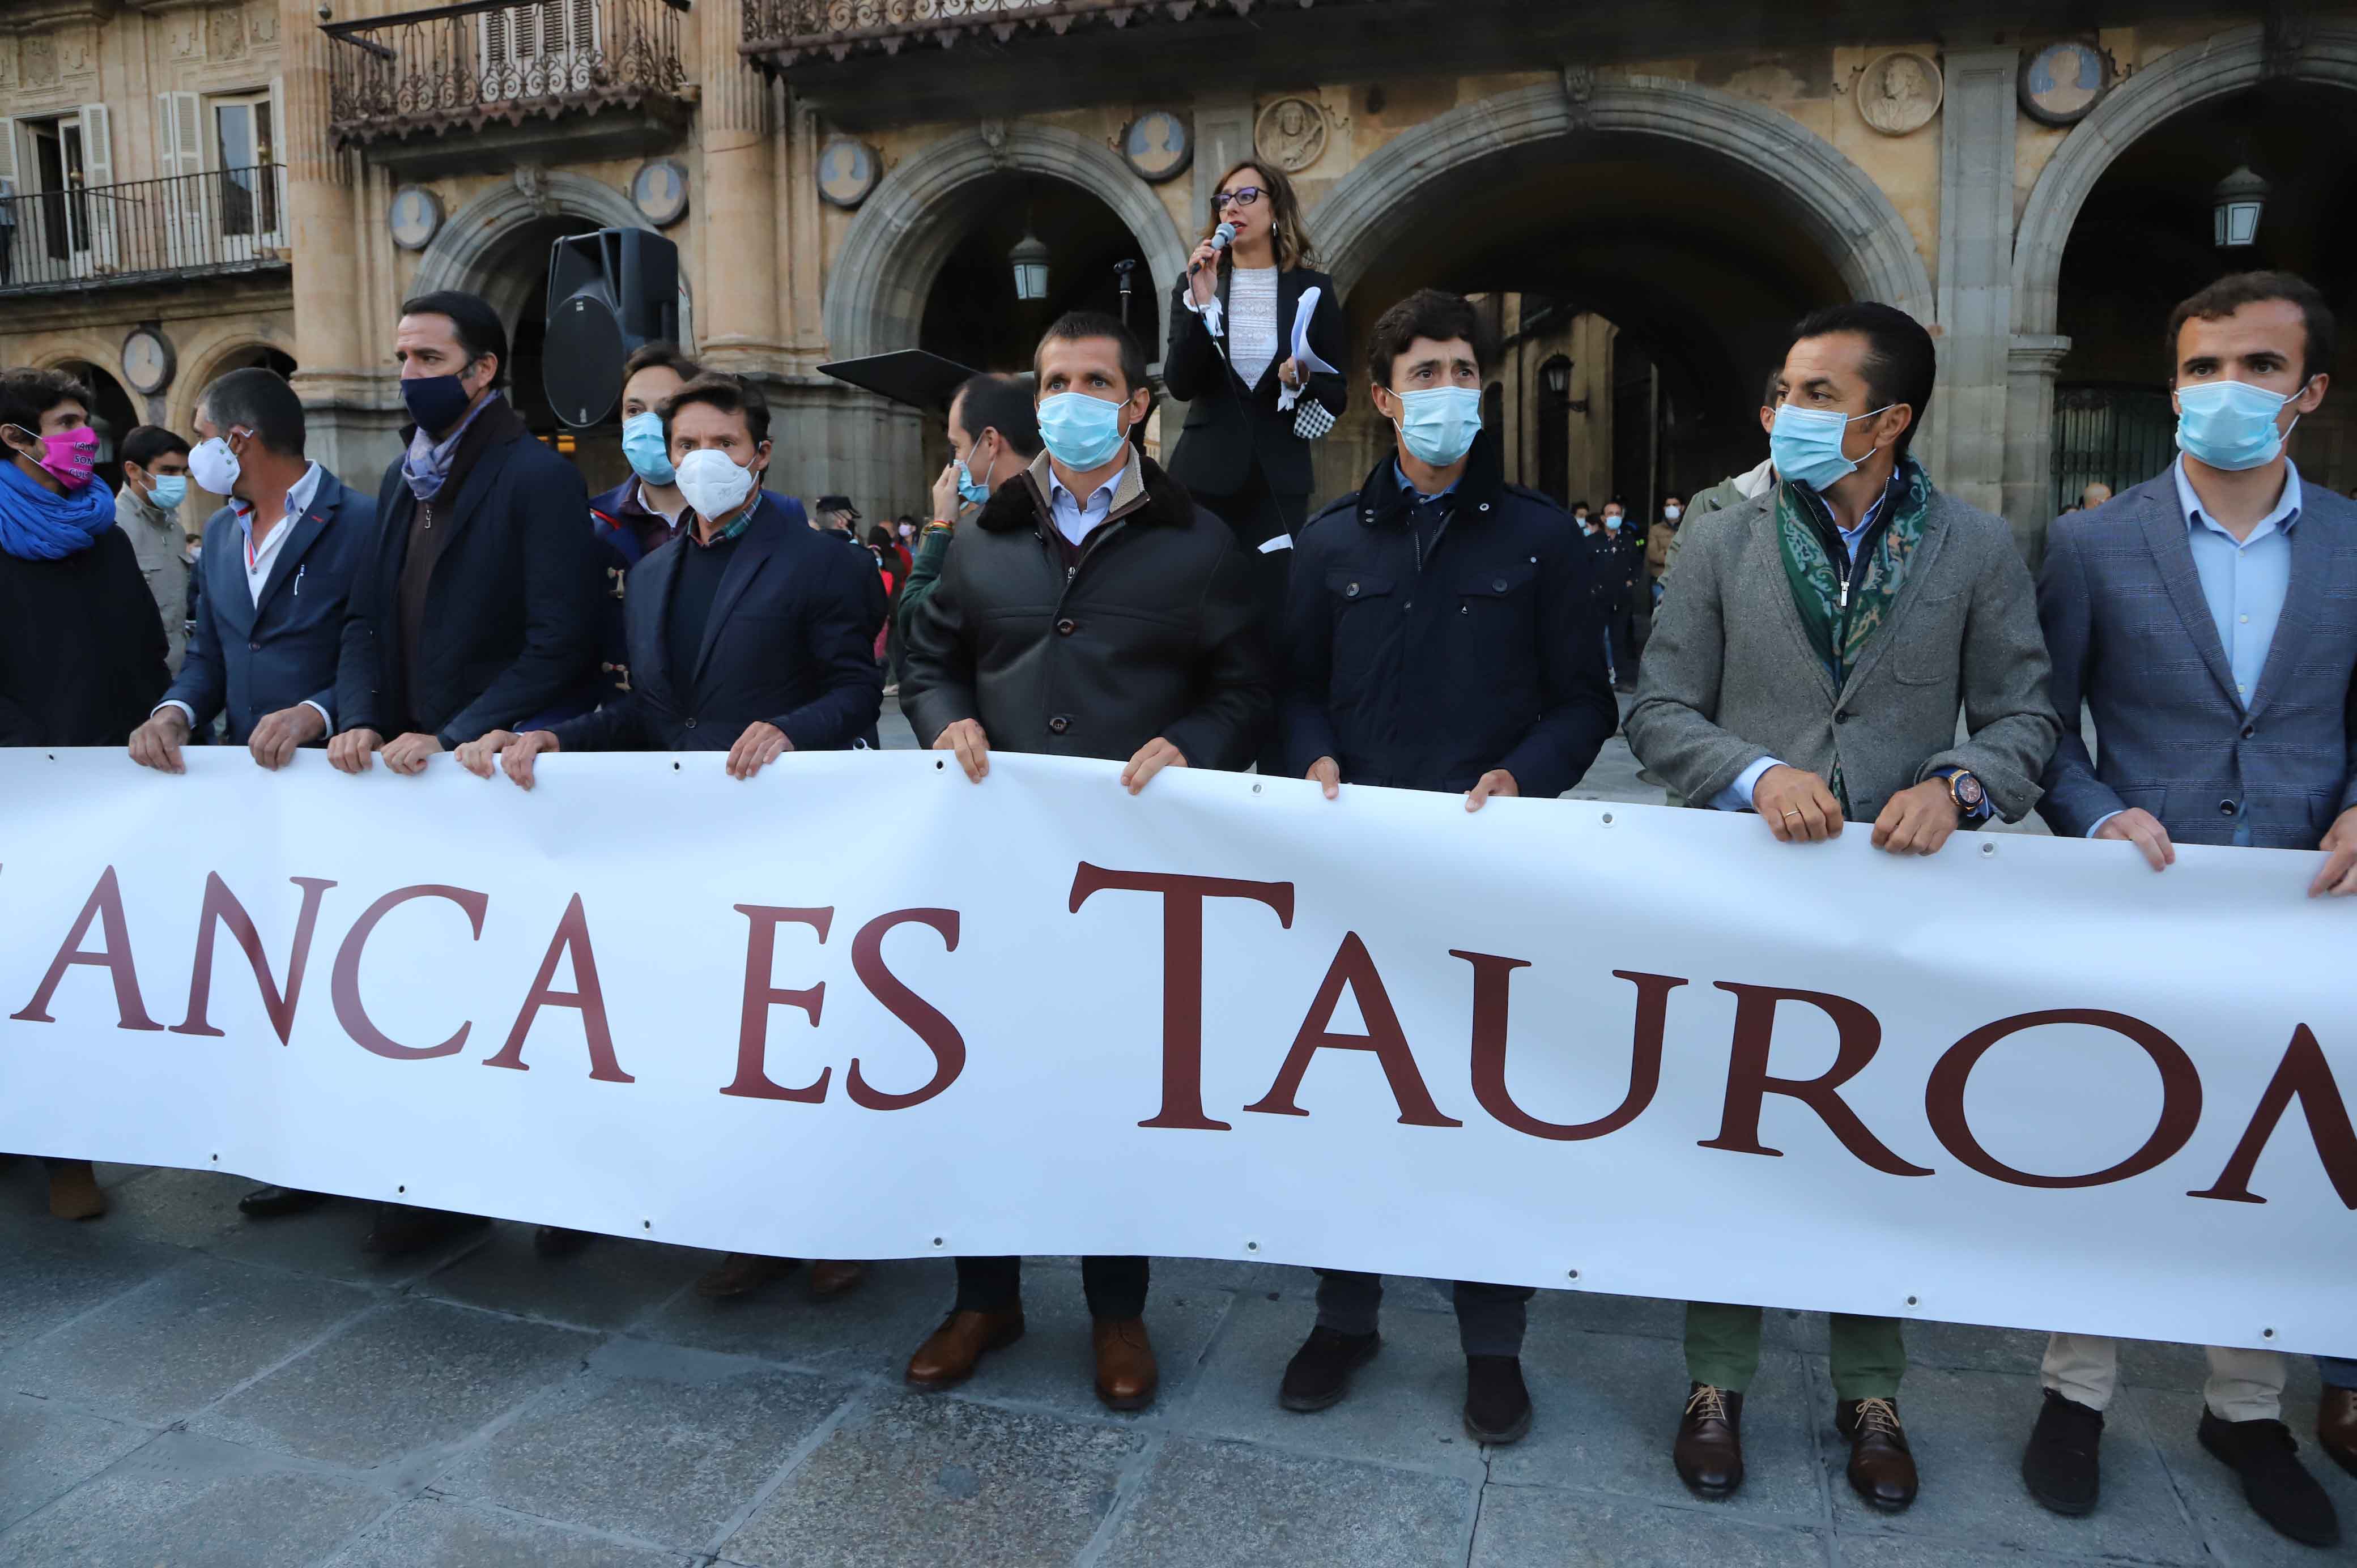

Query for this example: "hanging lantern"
[1009,230,1052,301]
[2212,165,2269,249]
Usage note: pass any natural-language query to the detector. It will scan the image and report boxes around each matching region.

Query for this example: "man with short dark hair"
[901,311,1271,1411]
[2025,269,2352,1548]
[327,287,601,1257]
[117,425,193,671]
[1277,287,1615,1446]
[896,372,1044,678]
[1628,299,2061,1512]
[594,341,701,564]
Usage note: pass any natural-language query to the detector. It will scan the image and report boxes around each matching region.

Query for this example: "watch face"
[1954,773,1985,808]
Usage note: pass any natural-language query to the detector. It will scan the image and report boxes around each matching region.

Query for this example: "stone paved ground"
[16,704,2254,1568]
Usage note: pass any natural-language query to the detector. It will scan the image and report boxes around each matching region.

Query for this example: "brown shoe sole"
[1097,1378,1158,1413]
[907,1317,1026,1391]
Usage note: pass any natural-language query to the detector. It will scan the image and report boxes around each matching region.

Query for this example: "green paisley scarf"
[1773,455,1935,806]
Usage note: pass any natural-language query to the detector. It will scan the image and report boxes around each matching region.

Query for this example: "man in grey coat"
[1627,301,2061,1514]
[116,425,193,673]
[2022,270,2352,1549]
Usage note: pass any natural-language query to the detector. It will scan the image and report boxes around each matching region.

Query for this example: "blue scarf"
[401,391,500,502]
[0,459,116,560]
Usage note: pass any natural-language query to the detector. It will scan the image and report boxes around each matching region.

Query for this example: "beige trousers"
[2041,1332,2283,1422]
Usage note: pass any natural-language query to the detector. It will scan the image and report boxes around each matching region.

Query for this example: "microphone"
[1193,221,1236,276]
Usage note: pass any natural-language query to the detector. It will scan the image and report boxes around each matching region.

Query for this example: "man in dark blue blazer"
[2027,271,2355,1546]
[126,366,376,1226]
[328,289,601,783]
[129,368,373,774]
[462,371,883,1299]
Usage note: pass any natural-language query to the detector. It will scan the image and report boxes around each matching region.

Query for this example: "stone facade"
[6,2,2352,546]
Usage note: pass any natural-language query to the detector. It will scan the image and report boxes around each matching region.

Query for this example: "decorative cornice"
[1,0,119,31]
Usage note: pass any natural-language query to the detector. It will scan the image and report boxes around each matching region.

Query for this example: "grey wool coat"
[1626,481,2061,825]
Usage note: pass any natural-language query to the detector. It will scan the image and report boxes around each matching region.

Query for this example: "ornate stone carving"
[978,118,1011,169]
[249,4,278,45]
[24,35,61,87]
[207,4,248,61]
[1561,65,1596,131]
[1254,96,1328,173]
[513,164,557,216]
[169,14,203,57]
[1856,50,1942,135]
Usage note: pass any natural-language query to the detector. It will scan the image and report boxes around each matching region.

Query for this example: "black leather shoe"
[1463,1354,1531,1445]
[1836,1397,1919,1511]
[1675,1383,1746,1497]
[238,1186,328,1220]
[1279,1326,1381,1413]
[360,1204,489,1259]
[2022,1388,2103,1516]
[2198,1410,2341,1546]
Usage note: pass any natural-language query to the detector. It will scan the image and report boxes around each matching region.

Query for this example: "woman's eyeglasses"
[1213,186,1266,212]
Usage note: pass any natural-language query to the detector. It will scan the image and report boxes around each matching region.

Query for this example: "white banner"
[2,750,2351,1355]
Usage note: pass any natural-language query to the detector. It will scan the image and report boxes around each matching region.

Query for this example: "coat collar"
[976,450,1195,534]
[2130,478,2244,711]
[1347,428,1506,529]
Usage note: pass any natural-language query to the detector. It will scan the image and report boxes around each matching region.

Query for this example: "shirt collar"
[687,494,760,548]
[633,480,684,527]
[231,460,324,535]
[1049,455,1133,515]
[1393,459,1460,504]
[2173,455,2302,543]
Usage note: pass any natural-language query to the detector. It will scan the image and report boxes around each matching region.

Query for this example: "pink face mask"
[8,425,100,490]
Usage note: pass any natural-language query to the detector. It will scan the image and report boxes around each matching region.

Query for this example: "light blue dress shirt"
[1047,457,1131,548]
[2084,458,2302,840]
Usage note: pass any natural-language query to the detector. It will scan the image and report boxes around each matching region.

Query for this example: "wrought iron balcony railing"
[324,0,692,146]
[742,0,1278,67]
[0,166,288,298]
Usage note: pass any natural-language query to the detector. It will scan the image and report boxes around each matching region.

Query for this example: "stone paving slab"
[719,1391,1145,1568]
[412,1222,714,1332]
[0,1394,153,1533]
[1096,1435,1475,1567]
[323,1497,694,1567]
[1469,1485,1830,1567]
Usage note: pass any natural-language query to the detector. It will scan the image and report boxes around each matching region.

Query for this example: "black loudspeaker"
[543,228,680,429]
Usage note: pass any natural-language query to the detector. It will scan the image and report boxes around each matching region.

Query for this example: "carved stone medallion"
[1856,50,1942,136]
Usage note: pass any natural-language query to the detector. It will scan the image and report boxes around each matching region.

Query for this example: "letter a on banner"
[11,865,163,1032]
[1247,932,1462,1127]
[483,893,632,1083]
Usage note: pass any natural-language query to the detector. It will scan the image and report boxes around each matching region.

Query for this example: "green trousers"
[1684,1302,1905,1401]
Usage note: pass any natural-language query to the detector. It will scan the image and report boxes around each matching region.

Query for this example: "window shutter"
[78,103,117,266]
[0,117,19,192]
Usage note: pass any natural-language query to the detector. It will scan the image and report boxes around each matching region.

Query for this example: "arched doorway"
[2047,80,2357,512]
[56,360,140,495]
[1307,79,1883,519]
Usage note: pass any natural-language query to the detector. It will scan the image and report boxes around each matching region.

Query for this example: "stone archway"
[1311,75,1935,322]
[2011,22,2357,338]
[409,171,651,323]
[823,122,1193,360]
[1999,22,2357,545]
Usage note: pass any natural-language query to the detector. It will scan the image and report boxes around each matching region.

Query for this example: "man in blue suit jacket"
[461,372,883,1298]
[128,368,373,770]
[126,365,376,1225]
[2026,271,2355,1546]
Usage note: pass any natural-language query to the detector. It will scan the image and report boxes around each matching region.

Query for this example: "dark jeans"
[1606,603,1642,683]
[1197,468,1305,778]
[955,1255,1150,1320]
[1314,1269,1534,1358]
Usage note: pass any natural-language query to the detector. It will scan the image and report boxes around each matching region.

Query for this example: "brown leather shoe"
[2319,1388,2357,1480]
[906,1310,1026,1390]
[1674,1382,1746,1497]
[1837,1397,1919,1510]
[695,1252,800,1299]
[1094,1316,1159,1412]
[45,1160,107,1221]
[807,1260,867,1300]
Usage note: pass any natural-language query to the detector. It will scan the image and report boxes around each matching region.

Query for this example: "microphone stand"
[1114,259,1138,330]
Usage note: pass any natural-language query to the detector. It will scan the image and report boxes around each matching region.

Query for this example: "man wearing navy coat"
[2025,270,2356,1547]
[126,364,376,1223]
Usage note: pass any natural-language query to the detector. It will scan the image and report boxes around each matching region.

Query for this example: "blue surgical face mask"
[1390,385,1482,467]
[148,474,188,510]
[955,443,993,507]
[2175,377,2311,472]
[1768,402,1894,492]
[621,411,674,484]
[1036,392,1130,472]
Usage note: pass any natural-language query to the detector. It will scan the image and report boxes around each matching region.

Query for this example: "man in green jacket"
[894,373,1041,683]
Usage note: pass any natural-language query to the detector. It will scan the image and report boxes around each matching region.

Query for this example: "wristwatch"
[1945,769,1987,816]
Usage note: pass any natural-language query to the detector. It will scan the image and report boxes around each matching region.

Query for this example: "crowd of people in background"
[2,146,2354,1548]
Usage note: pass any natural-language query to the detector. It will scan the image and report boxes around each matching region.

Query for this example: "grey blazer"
[1626,483,2060,825]
[2035,472,2357,850]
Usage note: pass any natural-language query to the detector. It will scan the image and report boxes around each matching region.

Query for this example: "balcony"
[742,0,1240,67]
[324,0,695,172]
[0,167,290,299]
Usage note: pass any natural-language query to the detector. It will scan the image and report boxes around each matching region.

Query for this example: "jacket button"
[1049,715,1070,735]
[1345,582,1360,598]
[247,640,259,651]
[1491,578,1508,592]
[2219,798,2237,816]
[1056,617,1077,636]
[684,718,697,730]
[1835,711,1849,725]
[2241,723,2256,739]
